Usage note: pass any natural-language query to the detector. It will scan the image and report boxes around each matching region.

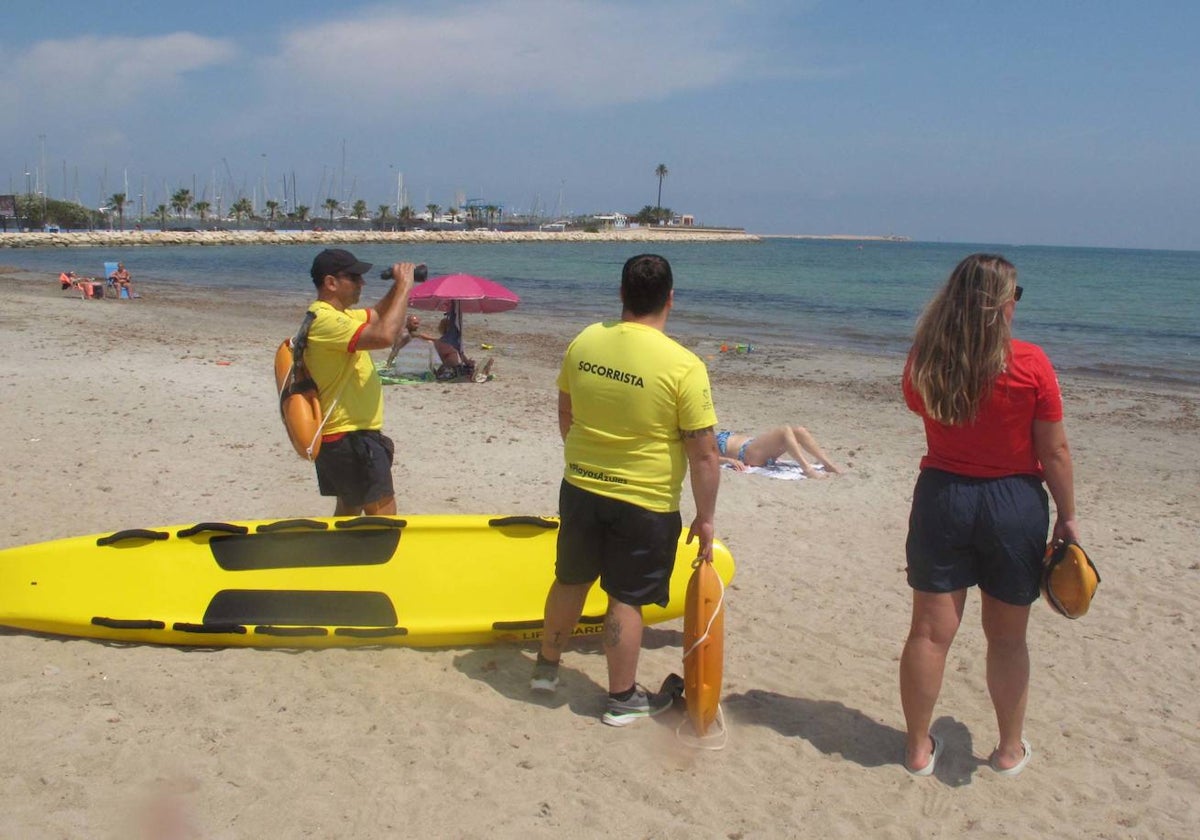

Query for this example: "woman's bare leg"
[981,592,1032,771]
[790,426,843,474]
[900,589,967,771]
[742,427,819,476]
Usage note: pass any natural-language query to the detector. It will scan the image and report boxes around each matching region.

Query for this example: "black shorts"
[314,430,395,508]
[556,480,682,608]
[905,468,1048,605]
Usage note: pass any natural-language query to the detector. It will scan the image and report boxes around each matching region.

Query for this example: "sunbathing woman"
[716,426,843,478]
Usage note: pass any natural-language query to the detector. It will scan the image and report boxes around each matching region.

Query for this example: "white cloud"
[0,32,236,120]
[261,0,747,110]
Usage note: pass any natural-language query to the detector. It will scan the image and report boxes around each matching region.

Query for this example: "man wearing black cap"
[305,248,418,515]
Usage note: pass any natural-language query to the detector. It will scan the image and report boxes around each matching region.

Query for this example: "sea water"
[5,238,1198,385]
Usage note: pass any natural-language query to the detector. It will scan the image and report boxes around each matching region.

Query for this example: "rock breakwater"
[1,227,759,249]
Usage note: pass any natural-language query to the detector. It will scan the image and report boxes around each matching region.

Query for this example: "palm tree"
[171,188,193,219]
[634,204,672,226]
[107,193,127,230]
[655,164,668,212]
[323,197,340,223]
[426,203,440,224]
[352,199,368,221]
[193,201,211,223]
[294,205,310,223]
[230,197,253,225]
[399,205,414,227]
[264,200,280,223]
[154,204,169,230]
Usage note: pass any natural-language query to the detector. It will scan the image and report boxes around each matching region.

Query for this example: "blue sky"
[2,0,1197,249]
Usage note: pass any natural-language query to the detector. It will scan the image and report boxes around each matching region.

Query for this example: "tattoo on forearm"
[681,425,715,440]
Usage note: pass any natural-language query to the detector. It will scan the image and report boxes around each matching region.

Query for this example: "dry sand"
[1,270,1197,839]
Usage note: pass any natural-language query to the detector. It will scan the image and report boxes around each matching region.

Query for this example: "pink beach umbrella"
[407,273,520,314]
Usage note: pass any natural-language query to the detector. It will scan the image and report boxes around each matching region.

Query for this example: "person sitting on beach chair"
[108,262,135,299]
[431,303,485,380]
[716,425,844,478]
[61,270,103,299]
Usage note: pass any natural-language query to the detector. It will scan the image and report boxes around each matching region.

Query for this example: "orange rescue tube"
[683,557,724,736]
[275,340,323,461]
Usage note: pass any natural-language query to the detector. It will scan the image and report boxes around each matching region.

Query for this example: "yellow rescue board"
[0,515,735,649]
[683,559,725,736]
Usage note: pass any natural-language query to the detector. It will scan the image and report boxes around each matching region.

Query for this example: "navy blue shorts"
[556,480,682,608]
[905,468,1048,606]
[314,430,395,508]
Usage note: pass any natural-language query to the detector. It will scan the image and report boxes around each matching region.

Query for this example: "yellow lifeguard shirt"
[304,301,383,435]
[557,321,716,512]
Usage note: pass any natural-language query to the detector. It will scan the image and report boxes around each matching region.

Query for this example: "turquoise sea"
[5,238,1198,386]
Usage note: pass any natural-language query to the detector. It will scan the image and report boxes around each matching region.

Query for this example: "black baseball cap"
[310,248,373,282]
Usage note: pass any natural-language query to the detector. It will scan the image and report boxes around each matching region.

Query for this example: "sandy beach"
[1,269,1198,839]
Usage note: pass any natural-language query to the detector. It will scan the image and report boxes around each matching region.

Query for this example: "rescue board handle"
[255,519,329,533]
[176,522,251,538]
[334,517,407,529]
[488,516,559,529]
[96,529,170,547]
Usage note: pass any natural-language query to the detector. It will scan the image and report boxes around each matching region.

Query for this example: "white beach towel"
[721,459,826,480]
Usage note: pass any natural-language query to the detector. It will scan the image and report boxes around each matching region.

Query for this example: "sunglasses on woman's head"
[1014,285,1024,302]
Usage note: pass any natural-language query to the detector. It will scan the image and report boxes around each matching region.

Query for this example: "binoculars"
[380,263,428,283]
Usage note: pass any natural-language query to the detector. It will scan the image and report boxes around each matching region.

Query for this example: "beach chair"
[65,273,103,300]
[384,337,438,380]
[103,262,120,298]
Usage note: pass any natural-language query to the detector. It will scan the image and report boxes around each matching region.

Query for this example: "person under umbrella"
[408,273,520,380]
[431,302,479,379]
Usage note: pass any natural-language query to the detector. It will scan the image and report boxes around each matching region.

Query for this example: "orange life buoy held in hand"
[683,557,725,737]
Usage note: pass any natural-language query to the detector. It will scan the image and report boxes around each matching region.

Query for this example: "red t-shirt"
[903,339,1063,478]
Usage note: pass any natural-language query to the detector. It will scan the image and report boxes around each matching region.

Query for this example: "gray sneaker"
[602,686,673,727]
[530,658,560,693]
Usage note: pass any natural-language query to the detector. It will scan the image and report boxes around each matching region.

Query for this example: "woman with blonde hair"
[899,253,1078,777]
